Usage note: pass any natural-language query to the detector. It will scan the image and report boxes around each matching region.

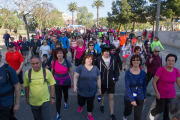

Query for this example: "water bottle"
[133,91,137,100]
[113,77,115,81]
[98,95,101,102]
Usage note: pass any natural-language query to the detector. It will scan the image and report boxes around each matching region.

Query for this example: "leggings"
[78,94,95,112]
[55,85,70,114]
[124,99,144,120]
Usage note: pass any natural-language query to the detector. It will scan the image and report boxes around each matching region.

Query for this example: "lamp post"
[155,0,161,37]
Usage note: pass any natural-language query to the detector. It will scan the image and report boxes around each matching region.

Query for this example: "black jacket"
[111,53,122,70]
[96,55,120,88]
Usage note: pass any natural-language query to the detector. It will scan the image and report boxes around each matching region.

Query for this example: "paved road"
[0,42,180,120]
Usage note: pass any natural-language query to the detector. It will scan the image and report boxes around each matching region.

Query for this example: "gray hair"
[169,97,180,120]
[30,55,41,62]
[153,46,160,51]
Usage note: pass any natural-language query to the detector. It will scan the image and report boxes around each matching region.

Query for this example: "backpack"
[28,68,47,83]
[53,59,69,75]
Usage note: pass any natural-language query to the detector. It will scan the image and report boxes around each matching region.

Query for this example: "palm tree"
[67,2,77,25]
[92,0,104,27]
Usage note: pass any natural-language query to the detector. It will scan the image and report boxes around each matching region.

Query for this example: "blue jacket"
[31,40,41,47]
[59,36,69,49]
[3,34,11,40]
[18,41,31,51]
[94,44,101,54]
[124,69,147,102]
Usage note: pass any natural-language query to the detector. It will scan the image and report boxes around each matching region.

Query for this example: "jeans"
[30,101,50,120]
[151,98,172,120]
[5,40,9,49]
[0,106,11,120]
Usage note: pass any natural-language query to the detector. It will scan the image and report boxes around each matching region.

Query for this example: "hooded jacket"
[96,55,120,88]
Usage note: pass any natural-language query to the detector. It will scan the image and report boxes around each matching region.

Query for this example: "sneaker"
[27,61,30,64]
[110,114,116,120]
[78,106,83,113]
[149,112,155,120]
[21,91,24,96]
[64,102,68,110]
[55,113,61,120]
[123,116,127,120]
[25,63,27,66]
[99,106,104,114]
[87,114,94,120]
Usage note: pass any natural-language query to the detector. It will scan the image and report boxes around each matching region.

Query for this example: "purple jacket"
[145,54,162,74]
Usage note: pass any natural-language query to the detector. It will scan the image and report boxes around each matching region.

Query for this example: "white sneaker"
[123,116,127,120]
[149,112,155,120]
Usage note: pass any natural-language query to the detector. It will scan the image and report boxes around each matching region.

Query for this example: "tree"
[67,2,77,25]
[76,6,94,28]
[92,0,104,27]
[99,17,108,27]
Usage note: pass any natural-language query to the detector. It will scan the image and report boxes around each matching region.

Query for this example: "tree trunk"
[118,23,121,35]
[132,22,135,32]
[23,15,30,41]
[1,21,5,29]
[152,21,155,32]
[171,18,174,31]
[72,10,74,25]
[97,6,99,27]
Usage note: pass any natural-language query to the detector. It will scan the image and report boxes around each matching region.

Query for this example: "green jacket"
[151,41,164,51]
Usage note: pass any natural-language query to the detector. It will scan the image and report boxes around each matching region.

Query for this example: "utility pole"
[155,0,161,37]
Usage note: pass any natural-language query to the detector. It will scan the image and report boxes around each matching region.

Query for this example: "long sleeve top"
[94,44,101,54]
[151,41,164,51]
[18,41,31,51]
[3,34,10,40]
[124,69,147,102]
[59,36,69,49]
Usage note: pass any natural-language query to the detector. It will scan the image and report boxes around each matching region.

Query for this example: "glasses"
[154,51,160,53]
[89,45,94,46]
[111,50,116,51]
[132,59,140,61]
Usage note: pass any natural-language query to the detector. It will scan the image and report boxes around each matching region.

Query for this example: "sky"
[50,0,114,19]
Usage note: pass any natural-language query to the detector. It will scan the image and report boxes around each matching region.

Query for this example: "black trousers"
[55,85,70,114]
[70,50,74,60]
[0,106,11,120]
[146,72,155,87]
[78,94,95,112]
[124,99,144,120]
[151,98,172,120]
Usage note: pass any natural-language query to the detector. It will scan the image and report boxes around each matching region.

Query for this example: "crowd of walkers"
[0,27,180,120]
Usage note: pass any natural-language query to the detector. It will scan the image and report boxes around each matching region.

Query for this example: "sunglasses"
[154,51,160,53]
[89,45,94,46]
[132,59,140,61]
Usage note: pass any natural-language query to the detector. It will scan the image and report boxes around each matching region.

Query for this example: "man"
[48,36,58,63]
[31,38,40,56]
[24,55,56,120]
[59,32,69,53]
[119,32,126,61]
[109,33,114,44]
[5,42,24,96]
[0,51,21,120]
[13,28,17,39]
[3,30,11,50]
[96,45,120,120]
[129,31,135,40]
[18,37,31,66]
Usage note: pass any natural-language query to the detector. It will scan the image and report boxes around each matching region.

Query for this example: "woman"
[112,36,120,53]
[10,37,19,51]
[92,38,101,55]
[97,37,105,47]
[51,48,74,120]
[123,55,147,120]
[73,39,86,67]
[122,38,131,71]
[133,36,147,55]
[127,46,147,72]
[149,54,180,120]
[70,36,77,62]
[145,46,162,96]
[104,36,110,45]
[73,53,101,120]
[17,35,23,54]
[77,41,98,66]
[40,40,50,60]
[151,37,164,52]
[36,32,40,39]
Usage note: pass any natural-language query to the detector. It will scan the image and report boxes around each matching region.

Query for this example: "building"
[62,13,77,27]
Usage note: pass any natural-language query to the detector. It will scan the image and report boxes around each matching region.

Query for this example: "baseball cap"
[101,44,111,50]
[148,42,151,44]
[8,42,15,48]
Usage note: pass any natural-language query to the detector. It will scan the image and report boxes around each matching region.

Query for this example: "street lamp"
[155,0,161,37]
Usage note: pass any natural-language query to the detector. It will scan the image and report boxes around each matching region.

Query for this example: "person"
[112,36,120,53]
[96,35,100,43]
[129,31,135,40]
[141,35,146,43]
[110,45,122,72]
[123,55,147,120]
[109,32,114,44]
[122,38,132,71]
[31,38,40,56]
[0,51,20,120]
[3,30,11,50]
[24,55,56,120]
[126,46,147,72]
[73,53,101,120]
[77,41,98,66]
[55,41,62,49]
[145,42,152,59]
[17,35,23,54]
[133,36,147,55]
[119,32,126,60]
[73,39,86,67]
[169,97,180,120]
[51,48,74,120]
[144,36,153,47]
[59,32,69,53]
[92,38,101,55]
[13,28,17,39]
[97,37,105,47]
[40,40,50,60]
[96,45,120,120]
[151,37,164,52]
[149,54,180,120]
[5,42,25,96]
[70,36,77,62]
[42,54,51,70]
[10,37,19,51]
[49,36,58,63]
[18,37,31,66]
[104,36,110,45]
